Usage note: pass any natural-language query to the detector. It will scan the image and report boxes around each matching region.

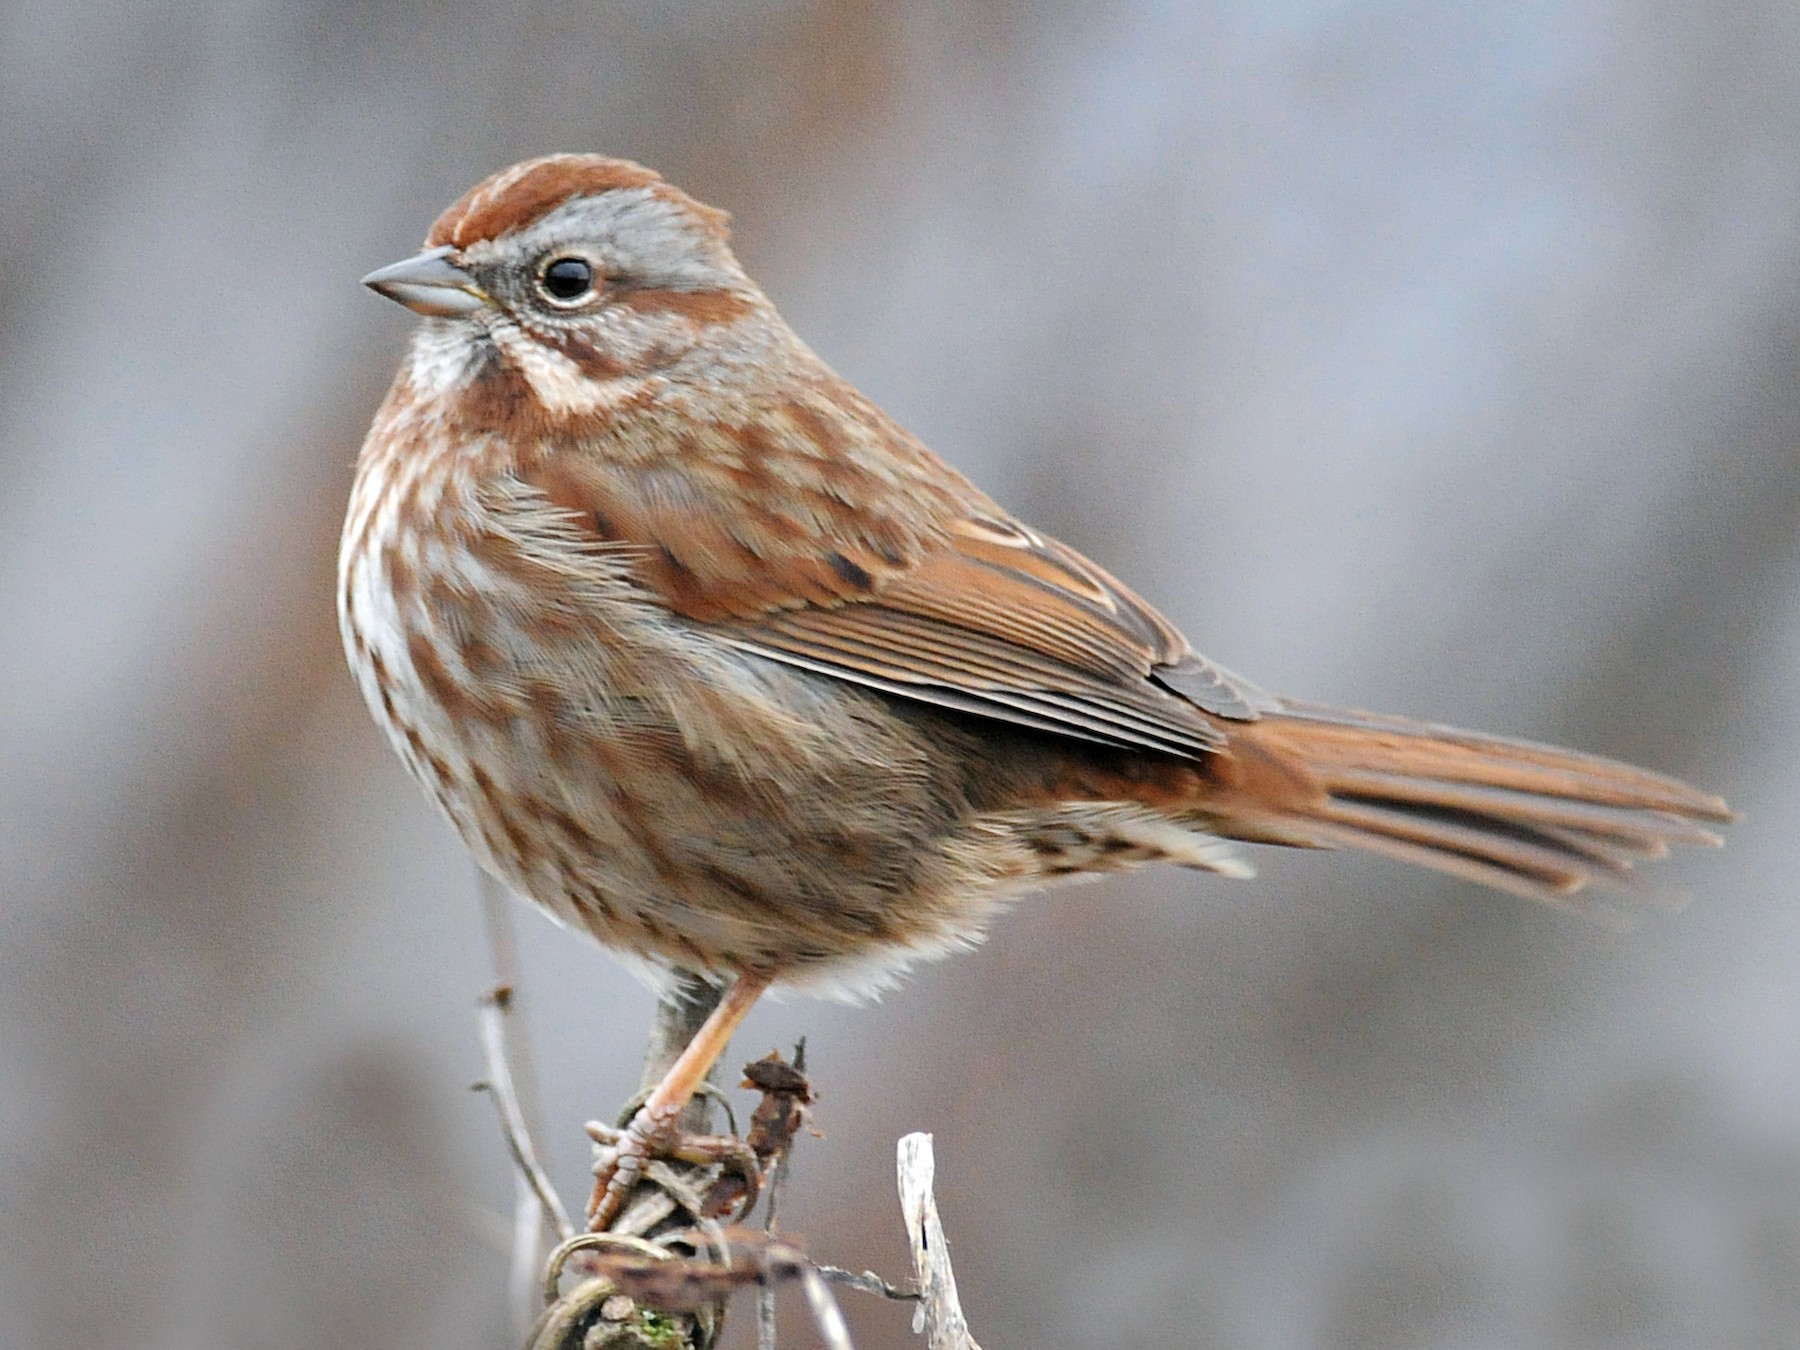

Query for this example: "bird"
[340,154,1731,1227]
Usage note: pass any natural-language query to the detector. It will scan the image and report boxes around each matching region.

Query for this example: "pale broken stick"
[896,1134,983,1350]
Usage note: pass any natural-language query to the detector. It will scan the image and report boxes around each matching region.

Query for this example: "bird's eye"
[538,256,596,304]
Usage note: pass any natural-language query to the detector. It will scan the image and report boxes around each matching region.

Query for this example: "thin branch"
[753,1040,808,1350]
[475,866,564,1340]
[758,1242,780,1348]
[814,1265,919,1303]
[505,1172,541,1339]
[797,1263,856,1350]
[477,987,576,1241]
[640,975,725,1101]
[568,1231,855,1350]
[896,1134,982,1350]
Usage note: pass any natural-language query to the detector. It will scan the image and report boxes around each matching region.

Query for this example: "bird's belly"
[341,550,1034,982]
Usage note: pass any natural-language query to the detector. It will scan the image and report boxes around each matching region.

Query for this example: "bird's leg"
[587,968,773,1230]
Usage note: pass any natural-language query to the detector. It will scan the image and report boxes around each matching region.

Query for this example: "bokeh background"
[5,2,1796,1346]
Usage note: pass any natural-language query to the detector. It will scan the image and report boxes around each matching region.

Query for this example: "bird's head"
[364,155,772,414]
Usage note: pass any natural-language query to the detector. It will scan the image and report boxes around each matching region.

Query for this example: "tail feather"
[1206,700,1731,916]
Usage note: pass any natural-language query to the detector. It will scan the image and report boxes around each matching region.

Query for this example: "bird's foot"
[585,1105,761,1231]
[583,969,776,1231]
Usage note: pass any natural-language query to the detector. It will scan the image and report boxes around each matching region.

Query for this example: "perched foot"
[586,1100,680,1228]
[586,970,773,1230]
[588,1112,762,1213]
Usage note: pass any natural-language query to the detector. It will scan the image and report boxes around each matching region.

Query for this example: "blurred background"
[4,2,1796,1346]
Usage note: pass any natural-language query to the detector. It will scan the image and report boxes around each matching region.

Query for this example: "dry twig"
[897,1133,983,1350]
[815,1265,919,1302]
[476,987,576,1243]
[745,1041,813,1350]
[558,1229,853,1350]
[475,867,570,1340]
[483,974,949,1350]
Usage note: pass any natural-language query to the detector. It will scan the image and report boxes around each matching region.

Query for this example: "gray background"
[3,2,1794,1346]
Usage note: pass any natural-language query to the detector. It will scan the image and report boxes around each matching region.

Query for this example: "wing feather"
[723,597,1230,756]
[505,407,1267,761]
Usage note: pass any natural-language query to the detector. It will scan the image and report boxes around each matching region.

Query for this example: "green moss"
[635,1308,689,1349]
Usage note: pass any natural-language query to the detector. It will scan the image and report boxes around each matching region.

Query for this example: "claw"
[585,970,773,1231]
[588,1099,677,1227]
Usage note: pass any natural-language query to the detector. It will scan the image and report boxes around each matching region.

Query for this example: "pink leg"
[587,969,774,1229]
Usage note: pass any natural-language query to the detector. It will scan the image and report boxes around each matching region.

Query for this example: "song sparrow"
[341,154,1730,1226]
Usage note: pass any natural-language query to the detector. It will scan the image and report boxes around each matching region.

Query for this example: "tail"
[1201,700,1732,916]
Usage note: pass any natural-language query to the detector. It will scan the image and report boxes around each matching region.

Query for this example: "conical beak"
[362,246,490,317]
